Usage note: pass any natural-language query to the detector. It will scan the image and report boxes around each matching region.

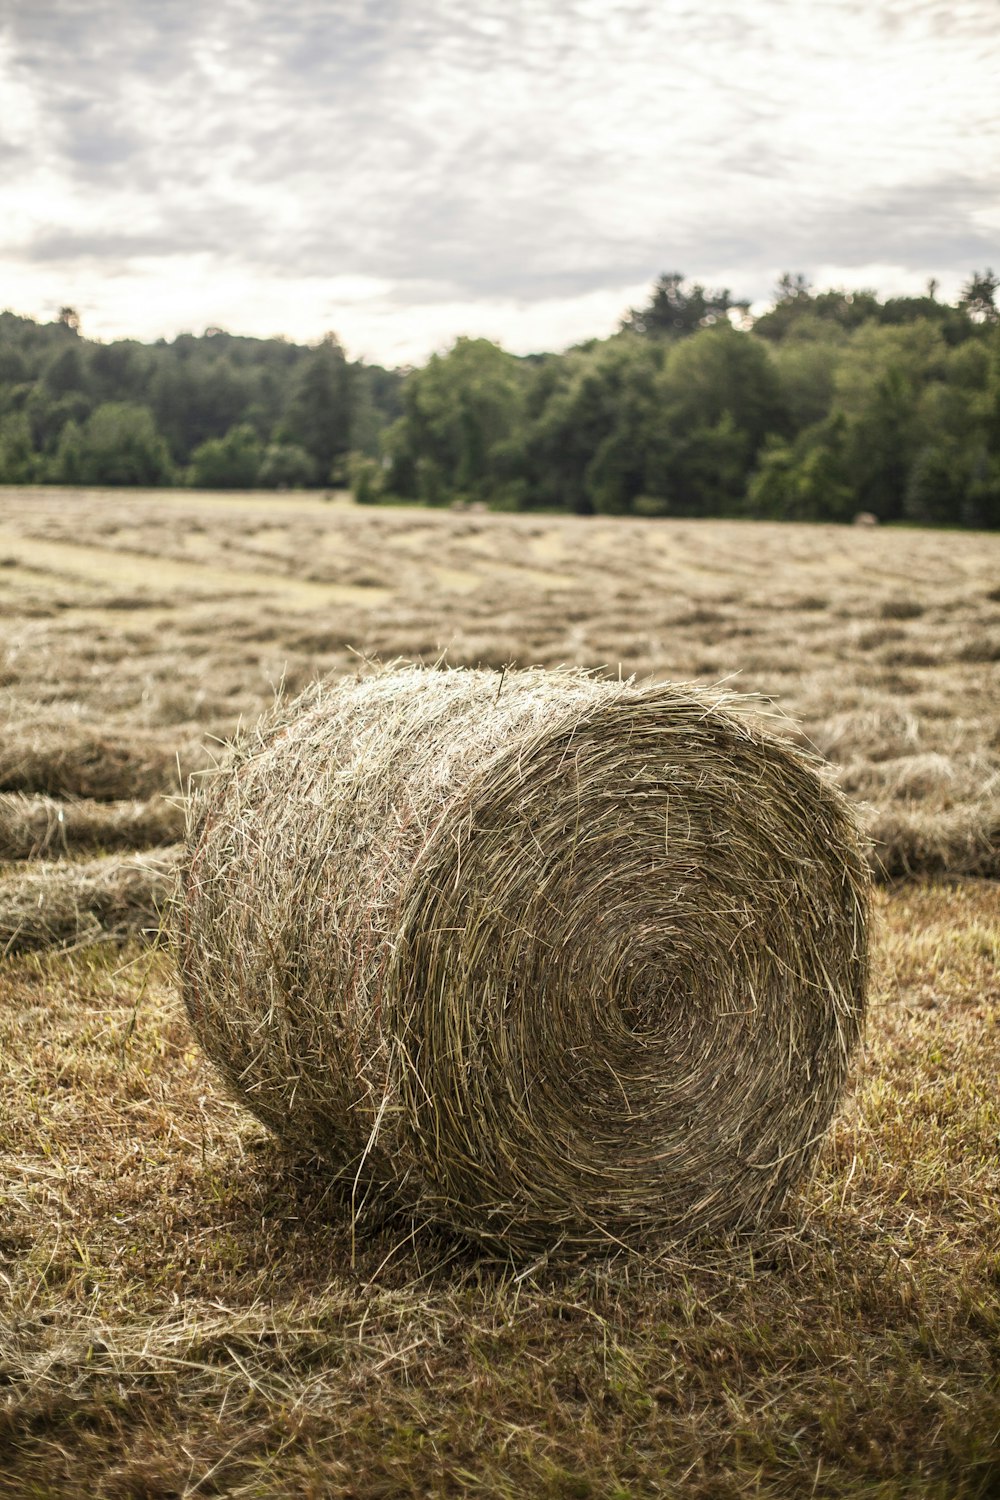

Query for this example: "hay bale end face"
[179,667,871,1256]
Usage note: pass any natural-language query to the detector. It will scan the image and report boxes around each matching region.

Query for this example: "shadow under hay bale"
[178,666,871,1258]
[0,848,181,955]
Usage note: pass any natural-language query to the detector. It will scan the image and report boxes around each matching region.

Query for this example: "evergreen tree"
[279,335,351,483]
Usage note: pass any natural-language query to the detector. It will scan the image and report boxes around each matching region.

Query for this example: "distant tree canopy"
[2,269,998,527]
[620,272,750,338]
[382,338,528,506]
[0,314,403,489]
[369,271,1000,528]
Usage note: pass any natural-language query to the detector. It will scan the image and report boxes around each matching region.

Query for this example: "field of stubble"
[1,487,998,1499]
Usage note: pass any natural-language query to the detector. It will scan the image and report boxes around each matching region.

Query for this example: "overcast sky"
[1,0,997,366]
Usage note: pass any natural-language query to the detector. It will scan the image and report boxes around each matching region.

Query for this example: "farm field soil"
[1,487,999,1495]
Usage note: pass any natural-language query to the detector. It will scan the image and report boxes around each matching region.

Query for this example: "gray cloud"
[2,0,998,351]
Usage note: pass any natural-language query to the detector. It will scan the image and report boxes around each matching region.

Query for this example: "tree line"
[364,271,1000,528]
[0,312,403,489]
[2,270,998,526]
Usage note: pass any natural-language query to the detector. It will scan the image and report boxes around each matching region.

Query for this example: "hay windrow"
[0,721,213,802]
[0,847,181,955]
[835,753,1000,879]
[178,666,871,1257]
[866,801,1000,880]
[0,792,184,860]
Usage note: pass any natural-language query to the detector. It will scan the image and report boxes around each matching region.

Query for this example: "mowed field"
[1,487,998,1498]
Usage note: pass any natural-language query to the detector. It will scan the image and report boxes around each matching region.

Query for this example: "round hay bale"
[178,667,870,1256]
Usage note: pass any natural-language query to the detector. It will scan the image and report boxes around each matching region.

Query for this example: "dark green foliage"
[650,326,788,515]
[188,423,263,489]
[375,274,998,526]
[88,339,144,401]
[383,338,527,505]
[22,388,93,461]
[962,445,1000,529]
[958,268,999,326]
[73,403,174,486]
[257,441,316,490]
[747,418,855,523]
[2,276,998,526]
[0,344,28,385]
[508,337,661,514]
[148,356,254,462]
[688,296,993,524]
[43,343,87,396]
[0,412,41,483]
[621,271,749,337]
[753,273,974,344]
[50,418,85,484]
[905,439,969,526]
[349,453,383,504]
[0,310,402,490]
[277,334,352,484]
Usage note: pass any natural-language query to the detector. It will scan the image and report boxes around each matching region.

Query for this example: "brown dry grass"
[1,488,998,1495]
[0,848,179,955]
[0,793,183,860]
[0,721,212,802]
[0,884,996,1498]
[1,487,997,878]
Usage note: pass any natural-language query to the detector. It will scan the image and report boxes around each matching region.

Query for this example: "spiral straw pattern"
[179,666,870,1256]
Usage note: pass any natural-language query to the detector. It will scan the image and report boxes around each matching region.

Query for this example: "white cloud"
[1,0,997,364]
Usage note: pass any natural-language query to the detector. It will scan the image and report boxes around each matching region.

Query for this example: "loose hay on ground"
[179,666,871,1257]
[836,752,1000,879]
[867,801,1000,880]
[0,791,184,859]
[0,847,181,954]
[0,720,213,801]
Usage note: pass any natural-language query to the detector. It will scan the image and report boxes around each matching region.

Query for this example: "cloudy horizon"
[1,0,997,367]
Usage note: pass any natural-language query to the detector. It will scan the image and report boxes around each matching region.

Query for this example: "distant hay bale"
[0,721,212,802]
[0,848,181,955]
[0,792,184,860]
[178,667,871,1256]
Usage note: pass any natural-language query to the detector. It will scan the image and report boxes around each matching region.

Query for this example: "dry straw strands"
[179,666,871,1257]
[0,720,212,802]
[0,848,181,955]
[834,750,1000,880]
[865,803,1000,880]
[0,792,184,860]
